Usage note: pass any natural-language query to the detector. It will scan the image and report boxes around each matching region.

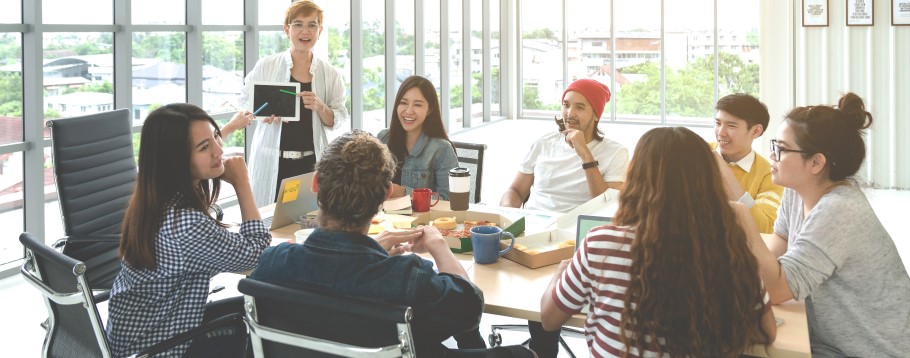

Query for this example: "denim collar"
[407,131,430,157]
[303,228,389,257]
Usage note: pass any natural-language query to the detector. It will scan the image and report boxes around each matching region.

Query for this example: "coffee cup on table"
[470,226,515,264]
[449,167,471,211]
[411,188,440,212]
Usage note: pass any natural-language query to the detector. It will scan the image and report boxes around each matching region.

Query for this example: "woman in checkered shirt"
[106,104,271,357]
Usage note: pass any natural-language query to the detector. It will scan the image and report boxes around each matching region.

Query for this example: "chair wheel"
[488,332,503,347]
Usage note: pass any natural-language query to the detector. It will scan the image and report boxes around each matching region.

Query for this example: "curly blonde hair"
[315,130,395,232]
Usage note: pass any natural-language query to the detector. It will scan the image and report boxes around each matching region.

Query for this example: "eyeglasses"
[770,139,812,160]
[289,22,320,32]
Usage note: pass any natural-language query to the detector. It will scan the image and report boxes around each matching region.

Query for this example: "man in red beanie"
[500,78,629,213]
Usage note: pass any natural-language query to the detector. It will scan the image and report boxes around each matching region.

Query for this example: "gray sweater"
[776,185,910,357]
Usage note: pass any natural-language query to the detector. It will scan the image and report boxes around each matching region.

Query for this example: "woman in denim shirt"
[378,75,458,200]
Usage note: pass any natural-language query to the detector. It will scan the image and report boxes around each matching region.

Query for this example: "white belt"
[280,150,315,159]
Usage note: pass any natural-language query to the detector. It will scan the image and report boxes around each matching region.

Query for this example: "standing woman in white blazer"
[224,0,348,206]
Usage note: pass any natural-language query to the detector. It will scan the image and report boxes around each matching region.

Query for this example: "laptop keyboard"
[261,216,273,228]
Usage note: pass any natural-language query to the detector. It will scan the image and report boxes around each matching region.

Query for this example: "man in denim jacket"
[251,131,533,357]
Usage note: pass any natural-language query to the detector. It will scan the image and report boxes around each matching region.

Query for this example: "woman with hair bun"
[745,92,910,356]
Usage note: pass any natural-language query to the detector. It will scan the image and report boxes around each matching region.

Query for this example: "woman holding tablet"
[230,0,347,206]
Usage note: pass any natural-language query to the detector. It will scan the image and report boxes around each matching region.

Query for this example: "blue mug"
[470,226,515,264]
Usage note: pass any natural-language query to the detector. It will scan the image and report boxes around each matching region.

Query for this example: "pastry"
[371,218,385,224]
[512,244,527,251]
[558,240,575,249]
[432,217,457,230]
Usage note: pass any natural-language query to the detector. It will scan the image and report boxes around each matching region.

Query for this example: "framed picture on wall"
[847,0,875,25]
[804,0,830,26]
[895,0,910,25]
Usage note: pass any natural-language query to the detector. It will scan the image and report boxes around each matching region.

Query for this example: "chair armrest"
[132,313,244,358]
[61,234,121,245]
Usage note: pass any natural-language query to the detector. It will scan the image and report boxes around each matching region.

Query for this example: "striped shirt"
[551,225,769,357]
[106,193,271,357]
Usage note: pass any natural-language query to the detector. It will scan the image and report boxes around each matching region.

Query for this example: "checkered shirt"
[106,194,270,357]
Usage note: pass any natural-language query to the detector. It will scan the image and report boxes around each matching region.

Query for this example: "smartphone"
[554,116,566,132]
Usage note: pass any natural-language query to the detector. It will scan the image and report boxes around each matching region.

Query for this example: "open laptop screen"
[575,215,614,248]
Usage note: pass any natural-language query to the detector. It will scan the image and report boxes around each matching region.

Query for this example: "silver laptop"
[575,215,613,248]
[574,215,613,314]
[263,172,318,230]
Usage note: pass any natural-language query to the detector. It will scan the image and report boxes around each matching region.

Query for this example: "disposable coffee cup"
[449,167,470,211]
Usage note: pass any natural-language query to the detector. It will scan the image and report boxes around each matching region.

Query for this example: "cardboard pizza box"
[411,211,522,253]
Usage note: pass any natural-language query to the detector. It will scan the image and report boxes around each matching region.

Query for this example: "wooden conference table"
[256,201,810,357]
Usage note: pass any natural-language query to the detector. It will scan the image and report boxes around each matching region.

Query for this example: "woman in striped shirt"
[540,127,776,357]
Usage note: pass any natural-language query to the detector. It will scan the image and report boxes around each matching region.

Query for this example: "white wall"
[763,1,910,189]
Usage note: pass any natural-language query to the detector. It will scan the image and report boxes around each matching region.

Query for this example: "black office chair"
[19,232,243,358]
[46,109,137,295]
[238,278,534,358]
[451,141,488,204]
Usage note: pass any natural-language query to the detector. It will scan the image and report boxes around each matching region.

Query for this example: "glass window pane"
[491,0,501,118]
[469,0,482,124]
[0,33,22,144]
[203,0,243,25]
[665,0,714,124]
[43,33,115,131]
[719,0,760,98]
[424,1,441,90]
[133,0,186,25]
[396,0,416,80]
[44,0,112,24]
[447,0,463,129]
[567,0,611,120]
[520,0,562,117]
[132,32,187,125]
[361,1,386,135]
[322,1,352,127]
[0,151,25,264]
[259,0,290,25]
[0,0,21,23]
[203,31,244,155]
[613,0,661,124]
[258,31,289,59]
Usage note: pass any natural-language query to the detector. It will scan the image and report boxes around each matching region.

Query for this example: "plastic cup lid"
[449,167,470,177]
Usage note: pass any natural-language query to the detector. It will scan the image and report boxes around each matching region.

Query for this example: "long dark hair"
[120,103,224,270]
[784,92,873,182]
[614,127,771,357]
[387,76,454,164]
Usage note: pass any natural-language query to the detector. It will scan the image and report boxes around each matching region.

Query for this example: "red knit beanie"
[562,79,611,119]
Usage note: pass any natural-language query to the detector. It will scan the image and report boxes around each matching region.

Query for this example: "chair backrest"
[19,232,111,358]
[47,108,136,236]
[237,278,416,358]
[451,141,487,204]
[47,109,135,291]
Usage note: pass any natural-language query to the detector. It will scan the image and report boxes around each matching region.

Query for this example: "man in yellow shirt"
[712,93,783,233]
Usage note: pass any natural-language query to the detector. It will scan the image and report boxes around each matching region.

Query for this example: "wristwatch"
[581,160,599,169]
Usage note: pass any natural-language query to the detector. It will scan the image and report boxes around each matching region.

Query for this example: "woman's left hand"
[298,91,325,112]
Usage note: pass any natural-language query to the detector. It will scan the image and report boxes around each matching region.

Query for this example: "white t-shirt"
[520,132,628,212]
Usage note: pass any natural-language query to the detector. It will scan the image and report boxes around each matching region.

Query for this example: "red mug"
[411,188,440,212]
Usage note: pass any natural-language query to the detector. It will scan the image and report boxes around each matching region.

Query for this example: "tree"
[132,33,186,63]
[523,85,559,110]
[362,67,385,112]
[523,28,557,40]
[203,34,239,71]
